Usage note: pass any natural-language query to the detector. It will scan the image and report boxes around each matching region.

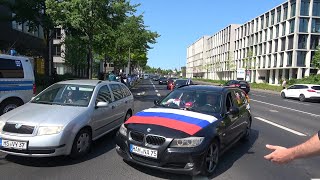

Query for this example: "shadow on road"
[4,129,118,167]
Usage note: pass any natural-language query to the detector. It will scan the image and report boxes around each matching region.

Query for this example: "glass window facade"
[288,35,294,49]
[271,11,275,25]
[284,5,288,20]
[312,19,320,33]
[310,35,320,49]
[277,8,281,23]
[300,0,310,16]
[275,40,278,52]
[281,37,286,51]
[280,53,284,67]
[313,0,320,16]
[289,20,295,33]
[282,22,286,36]
[299,18,309,32]
[287,51,293,66]
[276,25,279,37]
[291,2,296,17]
[266,15,269,28]
[297,51,306,67]
[261,16,264,29]
[274,54,278,67]
[298,35,308,49]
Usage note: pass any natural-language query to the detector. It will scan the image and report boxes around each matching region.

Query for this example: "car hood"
[125,107,218,138]
[0,103,88,126]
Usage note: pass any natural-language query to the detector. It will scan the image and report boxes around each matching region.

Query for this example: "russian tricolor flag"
[125,108,218,135]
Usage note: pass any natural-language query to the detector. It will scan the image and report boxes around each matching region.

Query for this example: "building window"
[275,40,278,52]
[310,35,320,49]
[53,45,61,56]
[289,20,295,33]
[300,0,310,16]
[261,16,264,29]
[266,15,269,28]
[282,22,286,36]
[264,43,267,54]
[287,51,293,66]
[268,55,271,68]
[274,54,277,67]
[276,25,279,38]
[298,35,308,49]
[54,28,62,39]
[299,18,309,32]
[311,19,320,33]
[280,53,284,67]
[269,42,272,53]
[260,32,263,42]
[265,30,268,41]
[277,8,281,23]
[297,51,306,67]
[281,37,286,51]
[270,28,273,40]
[271,11,275,25]
[291,1,296,17]
[283,5,288,20]
[288,35,294,50]
[313,0,320,16]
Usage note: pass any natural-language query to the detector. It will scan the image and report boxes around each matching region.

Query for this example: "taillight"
[33,84,36,94]
[235,84,240,87]
[307,89,316,92]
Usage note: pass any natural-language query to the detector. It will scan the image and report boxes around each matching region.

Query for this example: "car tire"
[281,92,286,99]
[124,110,132,123]
[240,119,251,142]
[70,128,92,159]
[299,94,306,102]
[0,98,23,116]
[201,140,219,177]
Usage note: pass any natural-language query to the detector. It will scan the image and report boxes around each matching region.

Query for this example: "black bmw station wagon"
[116,85,252,176]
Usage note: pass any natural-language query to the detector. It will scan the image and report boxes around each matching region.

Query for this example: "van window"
[0,58,24,78]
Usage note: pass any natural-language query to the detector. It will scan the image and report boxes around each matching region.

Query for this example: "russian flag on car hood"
[125,108,218,135]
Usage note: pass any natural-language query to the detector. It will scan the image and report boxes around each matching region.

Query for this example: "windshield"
[175,79,187,86]
[32,84,95,107]
[159,89,222,114]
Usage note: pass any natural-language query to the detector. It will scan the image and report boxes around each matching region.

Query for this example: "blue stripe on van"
[0,81,34,85]
[0,86,33,91]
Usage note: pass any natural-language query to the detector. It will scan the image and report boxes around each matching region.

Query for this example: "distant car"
[281,84,320,102]
[0,55,36,115]
[158,77,167,85]
[172,79,193,90]
[0,80,134,158]
[116,85,252,176]
[143,74,149,79]
[153,76,160,81]
[167,78,178,90]
[224,80,250,94]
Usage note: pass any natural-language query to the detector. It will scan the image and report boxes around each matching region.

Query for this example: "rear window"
[311,86,320,90]
[0,58,24,78]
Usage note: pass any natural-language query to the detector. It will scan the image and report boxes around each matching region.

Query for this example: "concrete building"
[52,27,71,75]
[187,0,320,84]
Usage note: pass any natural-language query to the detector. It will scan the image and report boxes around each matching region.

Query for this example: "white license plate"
[130,144,158,159]
[0,138,28,150]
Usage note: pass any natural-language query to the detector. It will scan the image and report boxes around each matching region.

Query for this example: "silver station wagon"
[0,80,134,158]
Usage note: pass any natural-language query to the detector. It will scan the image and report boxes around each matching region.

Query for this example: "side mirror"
[96,101,109,109]
[227,106,240,115]
[154,99,160,105]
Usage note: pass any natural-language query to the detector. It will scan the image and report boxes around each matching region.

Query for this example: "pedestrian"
[108,71,116,81]
[282,79,287,89]
[264,131,320,164]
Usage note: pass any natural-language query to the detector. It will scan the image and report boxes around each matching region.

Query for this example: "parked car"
[167,77,178,90]
[224,80,250,94]
[0,80,134,158]
[116,85,252,176]
[280,84,320,102]
[0,54,36,115]
[158,77,167,85]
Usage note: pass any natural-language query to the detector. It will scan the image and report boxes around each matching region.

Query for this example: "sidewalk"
[193,80,280,95]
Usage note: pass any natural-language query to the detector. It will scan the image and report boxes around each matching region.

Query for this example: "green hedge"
[288,74,320,85]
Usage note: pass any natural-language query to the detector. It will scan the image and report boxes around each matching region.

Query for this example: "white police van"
[0,54,35,115]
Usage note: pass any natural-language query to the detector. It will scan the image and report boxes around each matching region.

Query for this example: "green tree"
[1,0,55,76]
[312,46,320,74]
[46,0,133,78]
[243,50,253,81]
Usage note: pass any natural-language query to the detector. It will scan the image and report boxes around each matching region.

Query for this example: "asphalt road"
[0,79,319,180]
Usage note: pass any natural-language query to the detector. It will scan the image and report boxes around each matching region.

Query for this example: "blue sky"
[131,0,286,70]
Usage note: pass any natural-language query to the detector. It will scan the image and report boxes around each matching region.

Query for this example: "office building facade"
[187,0,320,84]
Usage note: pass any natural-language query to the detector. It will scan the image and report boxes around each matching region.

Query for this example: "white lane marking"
[255,117,307,136]
[283,99,310,106]
[251,99,320,118]
[269,110,279,112]
[157,93,161,97]
[250,94,267,98]
[155,90,158,93]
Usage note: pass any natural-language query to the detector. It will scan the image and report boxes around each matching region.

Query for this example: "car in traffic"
[116,85,252,176]
[0,54,36,115]
[172,78,193,90]
[0,80,134,158]
[167,77,178,90]
[224,80,250,94]
[152,76,160,81]
[158,77,167,85]
[280,84,320,102]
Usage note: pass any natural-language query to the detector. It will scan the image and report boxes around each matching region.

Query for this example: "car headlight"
[170,137,204,148]
[0,121,5,132]
[37,126,63,136]
[119,124,127,137]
